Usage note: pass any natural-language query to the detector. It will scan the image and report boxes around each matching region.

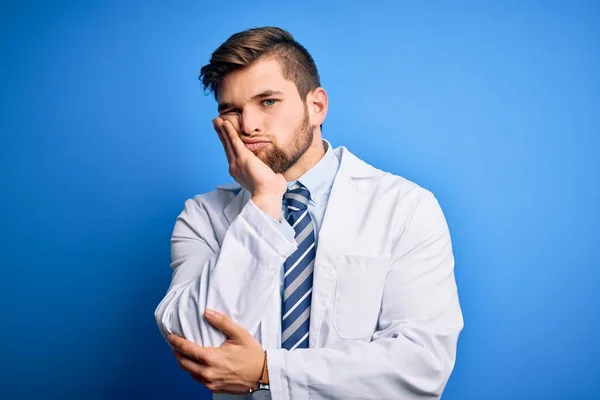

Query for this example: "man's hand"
[167,309,266,395]
[213,117,287,220]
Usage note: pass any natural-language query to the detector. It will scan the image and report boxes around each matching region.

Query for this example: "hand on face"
[213,117,287,220]
[213,117,287,197]
[168,310,265,395]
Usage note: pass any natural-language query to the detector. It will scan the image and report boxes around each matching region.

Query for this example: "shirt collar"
[288,139,339,204]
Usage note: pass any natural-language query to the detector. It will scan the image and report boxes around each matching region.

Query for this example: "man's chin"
[254,148,268,160]
[254,150,273,167]
[256,152,281,173]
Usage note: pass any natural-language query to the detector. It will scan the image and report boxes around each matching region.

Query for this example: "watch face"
[250,388,272,400]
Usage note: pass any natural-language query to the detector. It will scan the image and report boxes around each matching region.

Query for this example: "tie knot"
[284,186,310,211]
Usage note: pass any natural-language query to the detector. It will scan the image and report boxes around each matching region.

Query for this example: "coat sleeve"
[154,193,297,347]
[266,189,464,399]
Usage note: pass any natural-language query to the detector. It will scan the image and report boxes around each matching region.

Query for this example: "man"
[155,26,463,399]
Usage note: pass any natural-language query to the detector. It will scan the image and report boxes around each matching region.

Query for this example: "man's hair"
[199,27,321,101]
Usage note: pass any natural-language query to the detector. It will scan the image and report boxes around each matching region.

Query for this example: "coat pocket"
[332,254,390,339]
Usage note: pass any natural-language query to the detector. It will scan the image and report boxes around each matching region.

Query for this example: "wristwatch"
[249,351,270,393]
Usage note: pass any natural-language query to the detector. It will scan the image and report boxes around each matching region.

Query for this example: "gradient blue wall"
[1,1,598,399]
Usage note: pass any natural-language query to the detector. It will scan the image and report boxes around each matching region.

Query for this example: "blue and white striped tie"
[281,185,315,350]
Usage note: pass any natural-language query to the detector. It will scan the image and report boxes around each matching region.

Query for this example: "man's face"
[216,58,314,174]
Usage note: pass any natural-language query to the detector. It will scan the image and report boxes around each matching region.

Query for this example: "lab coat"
[155,146,464,399]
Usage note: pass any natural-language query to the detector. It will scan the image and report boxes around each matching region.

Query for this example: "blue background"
[1,1,598,399]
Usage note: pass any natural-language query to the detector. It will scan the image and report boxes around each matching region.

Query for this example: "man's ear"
[306,87,328,128]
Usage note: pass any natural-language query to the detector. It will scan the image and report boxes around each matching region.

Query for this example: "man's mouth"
[243,141,269,151]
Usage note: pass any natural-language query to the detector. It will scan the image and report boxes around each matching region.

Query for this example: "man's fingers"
[219,119,237,159]
[173,348,206,375]
[204,309,247,340]
[168,334,211,364]
[217,129,232,164]
[214,119,234,163]
[174,351,218,387]
[173,347,205,364]
[213,118,235,162]
[222,120,247,158]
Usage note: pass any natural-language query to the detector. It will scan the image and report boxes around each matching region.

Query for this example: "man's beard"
[258,107,314,174]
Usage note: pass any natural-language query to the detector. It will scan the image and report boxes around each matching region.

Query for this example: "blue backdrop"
[1,1,598,399]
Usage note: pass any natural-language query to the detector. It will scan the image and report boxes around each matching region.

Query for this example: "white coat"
[155,146,464,400]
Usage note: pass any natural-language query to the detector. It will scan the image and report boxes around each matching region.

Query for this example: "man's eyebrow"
[218,91,284,112]
[217,102,234,113]
[252,90,284,99]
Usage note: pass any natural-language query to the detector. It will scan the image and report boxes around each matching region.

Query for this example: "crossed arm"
[158,188,463,398]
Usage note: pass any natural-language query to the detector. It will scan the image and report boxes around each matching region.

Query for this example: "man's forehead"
[218,74,296,103]
[221,58,291,87]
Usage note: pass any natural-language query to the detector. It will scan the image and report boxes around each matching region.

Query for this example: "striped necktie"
[281,185,316,350]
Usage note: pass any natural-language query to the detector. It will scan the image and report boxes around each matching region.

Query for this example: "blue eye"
[263,99,277,106]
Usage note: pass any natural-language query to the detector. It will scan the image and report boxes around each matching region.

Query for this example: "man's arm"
[155,194,296,347]
[267,189,463,399]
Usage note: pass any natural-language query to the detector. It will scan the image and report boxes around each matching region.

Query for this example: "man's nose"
[239,110,262,136]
